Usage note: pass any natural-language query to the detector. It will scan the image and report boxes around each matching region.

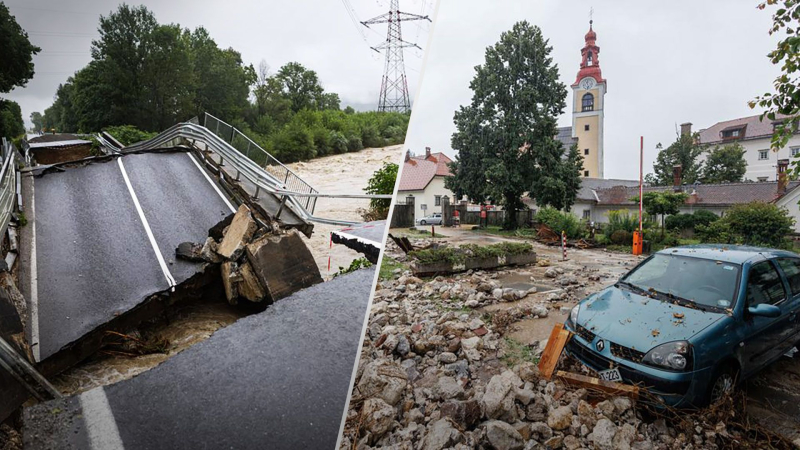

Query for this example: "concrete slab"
[24,268,375,450]
[332,220,386,263]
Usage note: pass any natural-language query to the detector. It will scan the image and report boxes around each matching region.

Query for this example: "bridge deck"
[26,150,235,361]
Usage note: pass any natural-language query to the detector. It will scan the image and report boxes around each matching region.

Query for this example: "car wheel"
[420,220,427,225]
[707,364,738,405]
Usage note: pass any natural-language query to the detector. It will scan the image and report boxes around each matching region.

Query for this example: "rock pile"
[339,252,746,449]
[176,204,322,305]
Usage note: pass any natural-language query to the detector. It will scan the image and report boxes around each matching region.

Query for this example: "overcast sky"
[3,0,433,126]
[404,0,782,179]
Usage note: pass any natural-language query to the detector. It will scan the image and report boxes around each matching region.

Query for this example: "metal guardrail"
[0,139,17,238]
[124,118,391,227]
[203,113,319,214]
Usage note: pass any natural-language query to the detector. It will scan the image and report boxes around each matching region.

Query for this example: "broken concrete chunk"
[175,242,205,262]
[237,260,266,303]
[221,261,241,305]
[208,211,235,241]
[200,237,222,263]
[245,230,323,302]
[217,205,257,261]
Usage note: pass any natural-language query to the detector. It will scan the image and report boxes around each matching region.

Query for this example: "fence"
[443,204,534,228]
[390,201,415,228]
[203,113,318,214]
[0,139,17,238]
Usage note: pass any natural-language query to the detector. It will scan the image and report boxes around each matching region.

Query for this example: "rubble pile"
[176,204,323,305]
[340,239,784,449]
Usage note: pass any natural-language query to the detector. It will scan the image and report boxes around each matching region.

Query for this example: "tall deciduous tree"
[751,0,799,153]
[30,112,43,133]
[701,143,747,184]
[446,21,579,229]
[0,2,40,93]
[275,62,326,113]
[652,133,703,186]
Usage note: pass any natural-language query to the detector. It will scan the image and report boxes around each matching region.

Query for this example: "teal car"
[564,244,800,407]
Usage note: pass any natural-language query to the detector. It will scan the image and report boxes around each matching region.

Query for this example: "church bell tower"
[571,20,606,178]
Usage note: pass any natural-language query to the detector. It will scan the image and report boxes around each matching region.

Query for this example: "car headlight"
[568,304,579,326]
[642,340,692,371]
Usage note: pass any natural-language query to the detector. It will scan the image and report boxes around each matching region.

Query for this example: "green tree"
[697,202,794,248]
[275,62,325,113]
[751,0,799,153]
[0,2,40,93]
[30,111,43,133]
[364,162,398,219]
[652,133,703,186]
[701,143,747,184]
[634,191,689,237]
[446,21,575,230]
[0,99,24,138]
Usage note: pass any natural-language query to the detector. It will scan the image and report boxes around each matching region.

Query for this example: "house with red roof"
[397,147,458,223]
[688,114,800,182]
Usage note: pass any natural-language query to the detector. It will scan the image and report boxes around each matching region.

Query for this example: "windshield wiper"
[646,288,715,312]
[616,280,649,296]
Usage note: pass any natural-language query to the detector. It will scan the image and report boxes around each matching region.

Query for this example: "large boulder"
[360,398,395,443]
[421,418,463,450]
[484,420,524,450]
[482,371,522,421]
[354,360,408,406]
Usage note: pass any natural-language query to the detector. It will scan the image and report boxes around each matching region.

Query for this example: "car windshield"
[621,253,741,309]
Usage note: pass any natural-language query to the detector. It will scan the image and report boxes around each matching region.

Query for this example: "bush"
[103,125,157,146]
[605,210,639,236]
[410,242,534,265]
[665,210,719,231]
[536,207,583,239]
[610,230,633,245]
[696,202,794,248]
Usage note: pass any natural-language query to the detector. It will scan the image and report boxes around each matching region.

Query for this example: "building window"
[722,127,744,139]
[584,148,590,155]
[581,93,594,112]
[582,209,591,219]
[759,150,769,160]
[584,124,590,131]
[757,177,768,182]
[434,195,441,206]
[792,147,800,157]
[584,170,590,177]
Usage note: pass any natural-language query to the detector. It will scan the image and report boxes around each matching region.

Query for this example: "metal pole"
[254,185,260,200]
[0,337,62,400]
[639,136,643,234]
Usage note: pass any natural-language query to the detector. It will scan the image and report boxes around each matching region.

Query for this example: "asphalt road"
[31,151,234,360]
[24,268,374,450]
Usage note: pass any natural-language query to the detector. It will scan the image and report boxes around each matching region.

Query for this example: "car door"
[775,258,800,347]
[739,260,790,375]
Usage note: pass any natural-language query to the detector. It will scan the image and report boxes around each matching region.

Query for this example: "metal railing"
[203,113,318,214]
[0,139,17,238]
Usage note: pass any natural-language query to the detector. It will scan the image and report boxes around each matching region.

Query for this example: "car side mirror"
[747,303,781,318]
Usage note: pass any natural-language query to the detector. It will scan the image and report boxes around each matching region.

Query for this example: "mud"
[287,145,402,278]
[50,300,246,396]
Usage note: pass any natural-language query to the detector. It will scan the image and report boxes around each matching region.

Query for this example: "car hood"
[576,285,726,353]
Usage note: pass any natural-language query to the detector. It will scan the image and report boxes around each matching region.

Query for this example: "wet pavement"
[27,151,233,361]
[24,268,375,450]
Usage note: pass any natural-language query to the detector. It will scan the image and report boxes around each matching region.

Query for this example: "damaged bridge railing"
[0,139,18,238]
[122,120,391,227]
[203,112,319,214]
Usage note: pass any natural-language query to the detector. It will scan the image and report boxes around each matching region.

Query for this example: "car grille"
[610,342,646,364]
[575,324,596,343]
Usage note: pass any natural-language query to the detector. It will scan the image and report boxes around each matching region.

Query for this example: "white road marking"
[186,152,236,213]
[117,158,176,288]
[29,179,39,362]
[80,387,125,450]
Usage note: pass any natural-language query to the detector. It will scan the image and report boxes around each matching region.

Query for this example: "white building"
[691,114,800,182]
[397,148,456,223]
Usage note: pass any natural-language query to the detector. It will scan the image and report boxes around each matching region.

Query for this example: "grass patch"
[409,242,534,265]
[378,256,408,280]
[501,337,540,367]
[396,228,446,238]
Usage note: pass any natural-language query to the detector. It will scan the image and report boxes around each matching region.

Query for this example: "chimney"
[778,158,790,195]
[425,147,431,159]
[405,150,410,162]
[680,122,692,136]
[673,164,683,191]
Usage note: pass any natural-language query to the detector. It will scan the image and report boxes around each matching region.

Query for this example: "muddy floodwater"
[287,145,402,278]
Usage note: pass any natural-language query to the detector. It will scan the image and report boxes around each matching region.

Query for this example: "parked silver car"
[416,213,443,225]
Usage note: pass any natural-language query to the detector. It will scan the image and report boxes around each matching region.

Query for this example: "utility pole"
[362,0,430,113]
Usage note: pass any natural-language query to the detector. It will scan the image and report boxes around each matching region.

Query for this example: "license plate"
[598,368,622,382]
